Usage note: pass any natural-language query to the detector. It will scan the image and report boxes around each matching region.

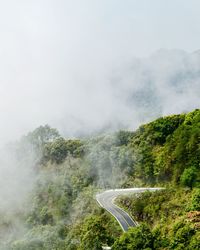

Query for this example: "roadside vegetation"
[0,109,199,249]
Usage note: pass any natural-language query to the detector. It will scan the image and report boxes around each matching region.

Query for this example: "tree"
[43,138,83,164]
[112,224,154,250]
[180,167,198,189]
[79,215,112,250]
[26,125,60,147]
[115,130,135,146]
[190,188,200,211]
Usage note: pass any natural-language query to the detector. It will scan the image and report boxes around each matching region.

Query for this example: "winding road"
[96,188,162,232]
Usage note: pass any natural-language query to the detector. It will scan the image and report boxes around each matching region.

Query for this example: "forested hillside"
[0,109,200,249]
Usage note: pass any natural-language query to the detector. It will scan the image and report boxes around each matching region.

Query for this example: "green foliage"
[79,215,113,250]
[184,109,200,125]
[112,224,154,250]
[43,138,83,164]
[12,239,44,250]
[115,130,135,146]
[1,109,200,249]
[147,114,185,144]
[188,232,200,250]
[85,134,135,188]
[170,221,196,249]
[21,155,120,250]
[190,188,200,211]
[24,124,60,150]
[12,124,61,166]
[125,109,200,185]
[180,167,198,188]
[152,226,169,249]
[116,188,200,249]
[117,189,191,225]
[11,225,69,250]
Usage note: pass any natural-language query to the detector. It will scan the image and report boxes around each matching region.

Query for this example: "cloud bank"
[0,1,200,144]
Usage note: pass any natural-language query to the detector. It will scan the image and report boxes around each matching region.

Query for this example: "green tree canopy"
[112,224,154,250]
[180,166,198,189]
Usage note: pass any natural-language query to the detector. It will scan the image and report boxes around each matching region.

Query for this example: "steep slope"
[0,109,199,249]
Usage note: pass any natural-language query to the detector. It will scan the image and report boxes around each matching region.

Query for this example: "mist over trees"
[0,109,199,249]
[0,1,199,249]
[1,49,200,145]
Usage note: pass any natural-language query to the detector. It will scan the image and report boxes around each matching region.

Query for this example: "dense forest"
[0,109,200,249]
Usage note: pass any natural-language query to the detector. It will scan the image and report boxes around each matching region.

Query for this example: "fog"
[0,1,200,247]
[0,0,200,144]
[0,0,200,212]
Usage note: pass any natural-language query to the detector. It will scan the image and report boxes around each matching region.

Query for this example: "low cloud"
[0,1,200,144]
[1,49,200,144]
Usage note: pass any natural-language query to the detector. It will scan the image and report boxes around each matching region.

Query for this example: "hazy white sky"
[0,0,200,143]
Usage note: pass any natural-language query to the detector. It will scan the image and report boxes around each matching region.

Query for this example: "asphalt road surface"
[96,188,162,232]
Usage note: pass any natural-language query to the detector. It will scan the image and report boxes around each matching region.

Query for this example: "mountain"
[0,109,199,249]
